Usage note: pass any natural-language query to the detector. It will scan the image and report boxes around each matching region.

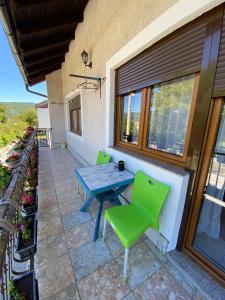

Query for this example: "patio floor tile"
[133,264,195,300]
[77,258,130,300]
[35,233,68,267]
[38,197,58,210]
[62,210,92,231]
[46,284,80,300]
[122,292,137,300]
[58,196,83,215]
[117,241,162,290]
[70,239,112,280]
[36,254,75,300]
[65,221,94,250]
[37,215,64,241]
[37,205,60,221]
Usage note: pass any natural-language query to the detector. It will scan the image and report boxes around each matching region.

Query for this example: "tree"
[19,109,38,127]
[0,104,6,123]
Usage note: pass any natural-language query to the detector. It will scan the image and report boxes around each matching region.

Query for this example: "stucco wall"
[46,69,66,146]
[37,108,51,129]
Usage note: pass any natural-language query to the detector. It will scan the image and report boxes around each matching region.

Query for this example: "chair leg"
[123,248,129,280]
[103,217,107,241]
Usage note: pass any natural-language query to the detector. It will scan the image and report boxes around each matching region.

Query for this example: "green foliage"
[0,103,37,148]
[0,165,11,190]
[8,279,25,300]
[0,104,6,123]
[19,109,38,127]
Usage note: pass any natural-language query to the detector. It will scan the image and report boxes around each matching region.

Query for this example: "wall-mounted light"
[81,50,92,68]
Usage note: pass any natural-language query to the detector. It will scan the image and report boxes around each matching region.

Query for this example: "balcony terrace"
[34,147,222,300]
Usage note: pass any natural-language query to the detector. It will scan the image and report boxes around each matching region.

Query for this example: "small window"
[69,94,82,135]
[115,74,199,165]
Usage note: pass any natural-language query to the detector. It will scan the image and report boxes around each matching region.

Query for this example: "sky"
[0,22,47,104]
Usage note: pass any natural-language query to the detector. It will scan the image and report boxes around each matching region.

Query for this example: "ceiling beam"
[24,53,66,67]
[22,40,70,56]
[26,57,64,73]
[28,63,62,77]
[17,14,82,36]
[20,31,74,51]
[29,76,46,86]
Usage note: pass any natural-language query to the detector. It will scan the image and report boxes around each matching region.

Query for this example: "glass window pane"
[120,91,142,145]
[72,110,77,131]
[78,109,82,132]
[147,74,195,156]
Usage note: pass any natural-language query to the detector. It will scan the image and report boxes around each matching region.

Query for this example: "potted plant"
[21,190,38,215]
[8,271,38,300]
[14,144,25,155]
[0,165,11,198]
[5,153,20,168]
[26,126,34,132]
[16,214,37,259]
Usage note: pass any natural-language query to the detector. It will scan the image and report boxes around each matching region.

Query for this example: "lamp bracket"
[69,74,105,98]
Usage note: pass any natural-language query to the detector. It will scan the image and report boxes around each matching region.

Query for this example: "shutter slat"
[116,18,206,94]
[213,12,225,97]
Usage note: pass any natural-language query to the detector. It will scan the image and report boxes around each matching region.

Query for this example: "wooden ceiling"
[5,0,89,85]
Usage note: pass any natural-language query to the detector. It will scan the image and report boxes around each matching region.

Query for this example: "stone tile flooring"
[35,148,222,300]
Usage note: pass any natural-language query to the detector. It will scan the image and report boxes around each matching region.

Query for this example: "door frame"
[183,97,225,286]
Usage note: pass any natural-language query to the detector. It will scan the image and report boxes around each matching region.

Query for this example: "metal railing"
[36,128,52,148]
[0,131,37,299]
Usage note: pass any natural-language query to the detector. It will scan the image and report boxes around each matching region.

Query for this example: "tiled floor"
[35,148,214,300]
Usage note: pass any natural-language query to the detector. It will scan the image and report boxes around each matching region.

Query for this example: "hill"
[0,102,35,118]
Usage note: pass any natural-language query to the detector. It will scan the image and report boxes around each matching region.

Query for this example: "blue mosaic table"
[74,163,134,241]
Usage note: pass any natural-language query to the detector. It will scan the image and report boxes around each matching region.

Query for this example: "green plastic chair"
[96,150,111,165]
[103,170,170,279]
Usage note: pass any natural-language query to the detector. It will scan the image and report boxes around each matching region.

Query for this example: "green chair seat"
[105,204,150,248]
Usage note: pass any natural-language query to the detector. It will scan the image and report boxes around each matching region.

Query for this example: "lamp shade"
[81,50,88,65]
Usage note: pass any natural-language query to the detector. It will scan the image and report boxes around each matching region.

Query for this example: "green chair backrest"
[96,150,111,165]
[131,170,170,230]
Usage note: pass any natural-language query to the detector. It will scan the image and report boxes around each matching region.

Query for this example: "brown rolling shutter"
[69,94,81,110]
[116,18,207,95]
[213,11,225,97]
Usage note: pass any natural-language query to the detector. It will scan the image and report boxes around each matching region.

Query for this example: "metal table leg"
[80,194,94,212]
[93,199,104,242]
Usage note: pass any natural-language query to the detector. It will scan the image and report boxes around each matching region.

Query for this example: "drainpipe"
[26,84,47,98]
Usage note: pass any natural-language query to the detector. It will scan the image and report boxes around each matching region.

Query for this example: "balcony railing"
[0,131,38,299]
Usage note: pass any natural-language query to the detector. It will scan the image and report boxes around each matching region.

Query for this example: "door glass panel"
[193,105,225,272]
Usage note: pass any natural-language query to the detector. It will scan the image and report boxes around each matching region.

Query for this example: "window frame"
[115,73,200,165]
[69,95,82,136]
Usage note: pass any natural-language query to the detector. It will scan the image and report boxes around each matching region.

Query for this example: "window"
[120,91,142,145]
[115,74,199,164]
[69,94,82,135]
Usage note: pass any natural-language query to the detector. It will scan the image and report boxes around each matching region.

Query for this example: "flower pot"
[10,271,39,300]
[5,159,20,169]
[16,214,37,259]
[14,149,23,155]
[22,190,38,216]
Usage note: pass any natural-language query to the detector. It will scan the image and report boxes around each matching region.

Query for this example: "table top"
[74,163,134,194]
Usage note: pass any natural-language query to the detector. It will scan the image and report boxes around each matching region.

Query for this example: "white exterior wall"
[37,108,51,128]
[49,0,224,251]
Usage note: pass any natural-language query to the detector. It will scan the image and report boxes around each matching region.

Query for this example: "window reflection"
[120,91,141,145]
[147,75,195,156]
